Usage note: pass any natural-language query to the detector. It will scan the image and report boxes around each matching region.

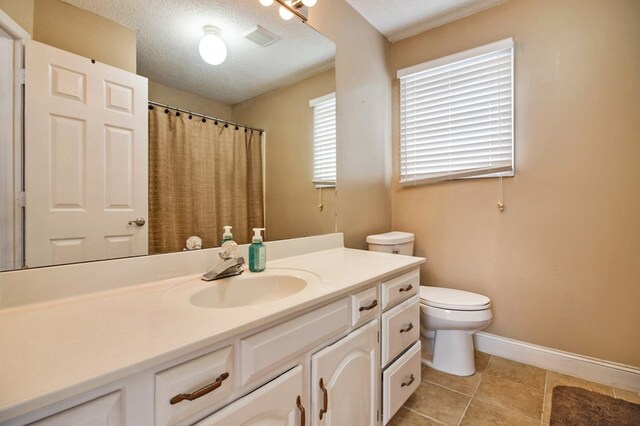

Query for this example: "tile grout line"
[421,378,476,398]
[541,370,549,426]
[402,406,448,425]
[457,354,491,425]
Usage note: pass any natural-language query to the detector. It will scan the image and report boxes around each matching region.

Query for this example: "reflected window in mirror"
[310,93,337,188]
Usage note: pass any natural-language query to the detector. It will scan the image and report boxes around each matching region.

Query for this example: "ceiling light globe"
[259,0,274,6]
[199,26,227,65]
[302,0,317,6]
[279,2,294,20]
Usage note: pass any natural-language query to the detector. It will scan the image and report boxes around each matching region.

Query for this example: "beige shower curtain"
[148,107,264,254]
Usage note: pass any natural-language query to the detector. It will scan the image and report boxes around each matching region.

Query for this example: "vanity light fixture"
[278,1,294,20]
[199,25,227,65]
[260,0,315,23]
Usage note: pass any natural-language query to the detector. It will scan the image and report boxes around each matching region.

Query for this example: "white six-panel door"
[24,40,148,268]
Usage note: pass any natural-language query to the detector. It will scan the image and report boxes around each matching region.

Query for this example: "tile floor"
[389,352,640,426]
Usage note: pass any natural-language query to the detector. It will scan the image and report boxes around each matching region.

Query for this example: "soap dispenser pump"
[221,225,233,244]
[249,228,266,272]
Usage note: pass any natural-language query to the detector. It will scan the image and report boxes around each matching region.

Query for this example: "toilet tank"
[366,231,414,255]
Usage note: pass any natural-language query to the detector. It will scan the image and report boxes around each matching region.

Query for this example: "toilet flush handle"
[392,248,399,254]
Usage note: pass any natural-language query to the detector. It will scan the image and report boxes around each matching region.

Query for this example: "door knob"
[128,217,146,227]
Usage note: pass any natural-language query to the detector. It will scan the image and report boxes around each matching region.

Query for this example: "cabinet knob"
[399,284,413,292]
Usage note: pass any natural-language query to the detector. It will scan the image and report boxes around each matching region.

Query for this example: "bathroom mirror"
[0,0,336,272]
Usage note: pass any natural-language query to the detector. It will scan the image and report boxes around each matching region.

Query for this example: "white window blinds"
[310,92,336,187]
[398,38,514,185]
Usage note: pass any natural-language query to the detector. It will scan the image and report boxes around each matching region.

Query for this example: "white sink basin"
[190,270,317,308]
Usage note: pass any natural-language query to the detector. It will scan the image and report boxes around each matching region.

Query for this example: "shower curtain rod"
[148,100,264,133]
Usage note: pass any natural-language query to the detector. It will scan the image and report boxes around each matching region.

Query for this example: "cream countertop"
[0,247,424,421]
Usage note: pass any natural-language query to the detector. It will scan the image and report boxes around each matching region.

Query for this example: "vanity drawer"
[382,341,422,425]
[155,346,233,426]
[31,391,123,425]
[381,294,420,367]
[351,285,379,326]
[240,298,349,386]
[381,269,419,311]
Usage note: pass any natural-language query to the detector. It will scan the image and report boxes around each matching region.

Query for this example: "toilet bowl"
[366,231,493,377]
[420,286,492,376]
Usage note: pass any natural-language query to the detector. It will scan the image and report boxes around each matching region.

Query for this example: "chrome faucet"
[201,253,245,281]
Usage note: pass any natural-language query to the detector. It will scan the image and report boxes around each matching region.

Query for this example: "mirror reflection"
[0,0,336,271]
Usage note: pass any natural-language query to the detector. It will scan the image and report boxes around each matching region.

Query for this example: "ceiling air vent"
[242,25,280,47]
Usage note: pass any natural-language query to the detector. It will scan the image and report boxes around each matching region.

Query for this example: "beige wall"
[390,0,640,366]
[233,69,336,241]
[0,0,34,34]
[309,0,392,249]
[149,81,232,120]
[33,0,136,72]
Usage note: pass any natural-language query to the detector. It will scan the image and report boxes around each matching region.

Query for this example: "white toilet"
[366,231,493,377]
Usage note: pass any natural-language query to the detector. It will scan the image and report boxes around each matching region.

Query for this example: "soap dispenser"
[221,225,233,244]
[249,228,266,272]
[219,225,238,259]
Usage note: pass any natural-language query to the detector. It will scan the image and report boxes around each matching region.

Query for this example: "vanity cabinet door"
[195,365,304,426]
[311,319,379,426]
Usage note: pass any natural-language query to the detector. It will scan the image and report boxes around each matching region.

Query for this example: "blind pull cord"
[318,187,324,211]
[497,176,505,212]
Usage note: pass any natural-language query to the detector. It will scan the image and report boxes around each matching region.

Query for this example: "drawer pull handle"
[400,323,414,333]
[319,378,329,420]
[399,284,414,292]
[359,299,378,312]
[169,372,229,405]
[401,374,415,388]
[297,395,306,425]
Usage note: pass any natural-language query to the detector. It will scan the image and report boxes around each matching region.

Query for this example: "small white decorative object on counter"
[185,236,203,250]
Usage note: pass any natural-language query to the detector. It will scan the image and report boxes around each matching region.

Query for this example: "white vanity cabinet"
[311,319,380,425]
[6,266,422,426]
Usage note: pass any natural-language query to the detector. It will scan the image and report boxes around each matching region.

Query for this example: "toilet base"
[429,330,476,376]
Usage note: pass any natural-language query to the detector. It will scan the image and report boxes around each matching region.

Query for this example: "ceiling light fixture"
[259,0,315,23]
[199,25,227,65]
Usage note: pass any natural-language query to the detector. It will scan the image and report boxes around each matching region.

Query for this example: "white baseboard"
[473,332,640,393]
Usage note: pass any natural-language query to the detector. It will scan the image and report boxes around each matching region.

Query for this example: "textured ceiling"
[61,0,335,105]
[344,0,508,42]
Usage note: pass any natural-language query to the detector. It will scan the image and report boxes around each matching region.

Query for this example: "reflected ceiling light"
[199,25,227,65]
[279,1,294,20]
[259,0,316,23]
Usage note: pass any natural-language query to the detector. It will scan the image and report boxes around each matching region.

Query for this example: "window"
[310,92,336,187]
[398,38,514,185]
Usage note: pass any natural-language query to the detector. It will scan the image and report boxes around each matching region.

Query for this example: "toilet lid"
[420,286,491,311]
